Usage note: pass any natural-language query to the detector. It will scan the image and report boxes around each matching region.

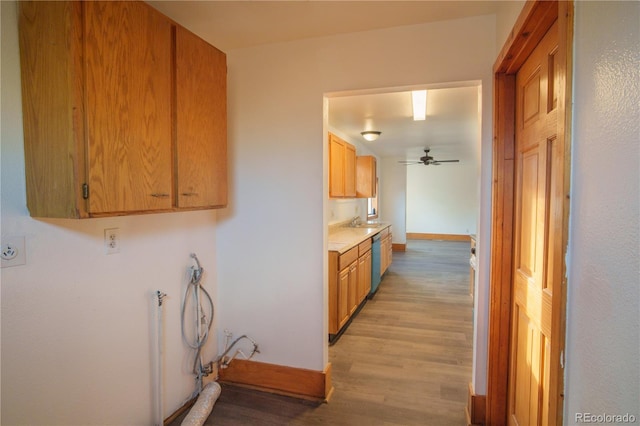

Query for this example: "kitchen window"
[367,178,378,219]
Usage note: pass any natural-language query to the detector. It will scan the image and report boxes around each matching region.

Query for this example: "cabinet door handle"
[150,193,170,198]
[181,192,199,196]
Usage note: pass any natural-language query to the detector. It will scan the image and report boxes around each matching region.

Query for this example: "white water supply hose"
[180,382,222,426]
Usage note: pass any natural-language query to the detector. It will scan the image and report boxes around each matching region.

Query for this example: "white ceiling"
[148,1,494,162]
[328,84,480,160]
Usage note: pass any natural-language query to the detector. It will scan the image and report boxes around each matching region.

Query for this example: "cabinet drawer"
[358,238,372,256]
[339,247,358,270]
[378,227,389,239]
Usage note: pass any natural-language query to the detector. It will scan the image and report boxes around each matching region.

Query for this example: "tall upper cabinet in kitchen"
[356,156,376,198]
[17,1,227,218]
[328,132,356,198]
[175,27,227,209]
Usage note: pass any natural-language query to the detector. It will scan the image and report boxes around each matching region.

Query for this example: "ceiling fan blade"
[434,159,459,163]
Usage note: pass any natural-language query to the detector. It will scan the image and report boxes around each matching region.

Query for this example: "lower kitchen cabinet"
[328,225,391,341]
[329,241,370,338]
[380,227,393,275]
[357,239,372,302]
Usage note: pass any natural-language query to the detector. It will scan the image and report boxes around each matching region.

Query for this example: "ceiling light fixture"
[360,131,381,142]
[412,90,427,121]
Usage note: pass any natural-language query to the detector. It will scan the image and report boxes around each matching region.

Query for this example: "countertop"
[328,222,391,254]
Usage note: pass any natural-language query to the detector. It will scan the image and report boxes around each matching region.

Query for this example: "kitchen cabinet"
[380,227,393,275]
[356,156,377,198]
[18,0,227,218]
[329,236,374,339]
[357,239,372,303]
[330,246,359,334]
[329,133,356,198]
[175,26,227,208]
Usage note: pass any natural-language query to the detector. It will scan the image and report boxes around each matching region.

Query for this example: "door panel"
[509,19,560,426]
[176,26,227,208]
[84,1,172,213]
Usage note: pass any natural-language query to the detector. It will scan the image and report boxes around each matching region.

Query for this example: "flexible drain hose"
[180,382,222,426]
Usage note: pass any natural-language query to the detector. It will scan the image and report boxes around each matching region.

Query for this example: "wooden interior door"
[509,19,563,426]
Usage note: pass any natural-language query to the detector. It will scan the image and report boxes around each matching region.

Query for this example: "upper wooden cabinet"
[356,156,377,198]
[175,26,227,209]
[84,1,173,214]
[329,133,356,198]
[17,1,227,218]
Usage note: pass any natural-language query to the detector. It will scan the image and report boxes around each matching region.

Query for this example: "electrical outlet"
[104,228,120,254]
[1,236,26,268]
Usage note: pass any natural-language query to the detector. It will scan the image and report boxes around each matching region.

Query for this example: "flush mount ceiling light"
[412,90,427,121]
[361,131,381,141]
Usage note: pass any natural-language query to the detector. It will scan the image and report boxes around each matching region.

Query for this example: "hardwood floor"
[170,240,473,425]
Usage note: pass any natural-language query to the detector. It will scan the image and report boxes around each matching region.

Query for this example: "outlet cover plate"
[104,228,120,254]
[1,236,26,268]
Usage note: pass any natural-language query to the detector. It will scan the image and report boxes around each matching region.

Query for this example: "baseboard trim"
[392,243,406,252]
[164,396,197,425]
[218,359,333,402]
[406,233,471,242]
[465,382,486,425]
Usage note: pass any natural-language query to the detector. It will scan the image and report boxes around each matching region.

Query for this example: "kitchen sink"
[347,222,382,228]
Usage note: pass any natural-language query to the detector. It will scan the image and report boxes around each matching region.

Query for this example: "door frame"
[486,1,573,424]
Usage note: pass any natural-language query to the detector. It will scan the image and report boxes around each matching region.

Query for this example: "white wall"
[495,0,527,51]
[381,158,408,244]
[565,0,640,420]
[217,14,495,374]
[1,2,220,423]
[406,162,478,235]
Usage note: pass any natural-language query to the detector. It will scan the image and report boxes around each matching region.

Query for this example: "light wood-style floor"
[170,240,473,425]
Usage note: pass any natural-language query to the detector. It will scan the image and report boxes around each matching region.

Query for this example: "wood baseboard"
[465,382,486,425]
[218,359,333,402]
[164,396,197,425]
[406,232,471,242]
[392,243,406,252]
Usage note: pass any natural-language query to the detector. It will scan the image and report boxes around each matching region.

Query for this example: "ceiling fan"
[399,148,460,166]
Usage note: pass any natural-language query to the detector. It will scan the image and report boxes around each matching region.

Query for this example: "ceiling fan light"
[412,90,427,121]
[361,131,381,142]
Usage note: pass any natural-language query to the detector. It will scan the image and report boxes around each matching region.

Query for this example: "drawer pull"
[181,192,199,196]
[150,193,170,198]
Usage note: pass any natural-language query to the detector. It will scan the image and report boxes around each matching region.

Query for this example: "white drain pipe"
[181,382,222,426]
[156,291,167,426]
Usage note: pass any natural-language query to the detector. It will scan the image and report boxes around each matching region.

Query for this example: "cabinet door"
[348,262,358,315]
[84,1,173,213]
[364,250,372,296]
[356,156,377,198]
[357,252,372,303]
[18,1,86,218]
[387,234,393,268]
[329,134,345,197]
[338,268,350,329]
[176,27,227,208]
[357,255,366,303]
[381,235,390,275]
[344,143,357,197]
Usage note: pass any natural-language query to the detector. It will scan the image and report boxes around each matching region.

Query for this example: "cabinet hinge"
[82,183,89,199]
